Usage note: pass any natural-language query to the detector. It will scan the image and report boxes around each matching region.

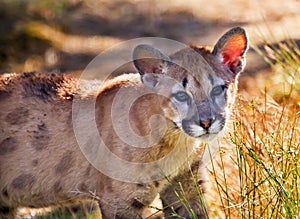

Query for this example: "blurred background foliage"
[1,0,299,108]
[1,0,300,78]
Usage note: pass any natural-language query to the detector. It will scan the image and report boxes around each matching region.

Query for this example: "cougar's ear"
[212,27,249,74]
[133,44,171,88]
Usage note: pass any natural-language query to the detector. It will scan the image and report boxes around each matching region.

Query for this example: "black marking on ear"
[182,77,188,88]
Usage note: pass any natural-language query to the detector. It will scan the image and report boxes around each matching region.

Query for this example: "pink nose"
[202,120,210,128]
[200,120,211,129]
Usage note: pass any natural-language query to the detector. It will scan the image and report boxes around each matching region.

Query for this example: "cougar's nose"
[199,119,212,130]
[199,116,216,130]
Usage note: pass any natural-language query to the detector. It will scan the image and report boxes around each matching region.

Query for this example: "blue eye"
[173,91,190,102]
[211,85,225,96]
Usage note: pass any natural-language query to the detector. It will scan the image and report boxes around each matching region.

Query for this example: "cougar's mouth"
[181,119,223,141]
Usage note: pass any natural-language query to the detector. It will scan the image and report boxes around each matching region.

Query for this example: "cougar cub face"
[133,27,248,141]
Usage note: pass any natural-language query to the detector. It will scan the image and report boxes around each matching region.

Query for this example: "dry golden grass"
[206,40,300,218]
[207,95,299,218]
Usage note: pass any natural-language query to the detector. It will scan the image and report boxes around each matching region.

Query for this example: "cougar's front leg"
[160,161,208,219]
[98,178,161,219]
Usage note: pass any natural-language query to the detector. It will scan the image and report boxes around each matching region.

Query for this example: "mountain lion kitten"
[0,27,248,218]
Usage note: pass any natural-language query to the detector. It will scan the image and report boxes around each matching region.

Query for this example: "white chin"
[198,133,218,141]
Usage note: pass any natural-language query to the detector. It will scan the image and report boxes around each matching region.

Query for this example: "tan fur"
[0,27,248,218]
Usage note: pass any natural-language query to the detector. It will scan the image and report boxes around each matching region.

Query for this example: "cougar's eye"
[173,91,190,102]
[211,85,225,96]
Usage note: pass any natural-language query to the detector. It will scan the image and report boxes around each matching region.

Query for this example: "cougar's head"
[133,27,248,141]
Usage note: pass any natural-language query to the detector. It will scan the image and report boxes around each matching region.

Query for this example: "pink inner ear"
[221,35,247,64]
